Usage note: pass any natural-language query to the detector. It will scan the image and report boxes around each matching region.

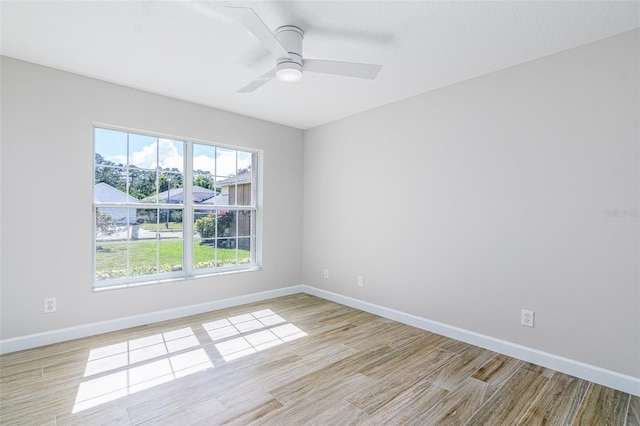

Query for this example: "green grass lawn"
[138,222,183,232]
[96,239,250,280]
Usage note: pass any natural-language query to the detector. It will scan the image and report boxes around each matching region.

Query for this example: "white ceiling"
[2,1,638,130]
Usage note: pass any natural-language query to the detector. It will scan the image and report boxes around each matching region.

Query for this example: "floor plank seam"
[517,370,557,426]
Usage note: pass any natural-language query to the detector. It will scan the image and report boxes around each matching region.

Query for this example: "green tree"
[95,154,126,191]
[236,165,251,175]
[129,166,157,200]
[194,211,235,243]
[193,174,214,190]
[159,172,183,193]
[95,211,122,238]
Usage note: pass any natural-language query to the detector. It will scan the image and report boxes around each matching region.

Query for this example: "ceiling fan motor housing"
[275,26,304,81]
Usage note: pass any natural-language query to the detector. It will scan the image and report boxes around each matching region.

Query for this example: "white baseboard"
[301,285,640,397]
[0,285,304,355]
[1,283,638,396]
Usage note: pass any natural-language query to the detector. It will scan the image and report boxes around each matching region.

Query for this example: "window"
[94,127,258,289]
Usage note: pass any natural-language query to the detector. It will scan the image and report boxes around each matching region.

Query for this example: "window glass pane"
[213,178,231,205]
[238,238,251,264]
[194,209,216,270]
[129,167,156,201]
[237,151,252,175]
[158,172,184,204]
[95,168,127,203]
[193,209,240,270]
[95,239,127,281]
[235,210,253,237]
[95,129,128,200]
[216,147,236,178]
[217,210,233,240]
[135,208,158,232]
[159,208,183,273]
[193,144,217,204]
[95,207,129,281]
[237,151,255,206]
[95,128,127,167]
[159,139,184,173]
[227,182,252,206]
[160,208,184,233]
[193,174,215,192]
[193,144,216,176]
[198,185,223,205]
[217,238,237,267]
[129,134,157,169]
[192,209,253,272]
[129,238,156,277]
[227,183,237,206]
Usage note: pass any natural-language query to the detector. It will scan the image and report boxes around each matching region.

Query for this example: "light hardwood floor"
[1,294,638,425]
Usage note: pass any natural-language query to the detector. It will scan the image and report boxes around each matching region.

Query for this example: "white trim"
[0,286,304,355]
[301,285,640,397]
[1,284,638,396]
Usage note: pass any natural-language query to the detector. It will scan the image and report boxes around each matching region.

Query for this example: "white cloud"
[216,149,237,177]
[157,140,184,171]
[107,140,247,177]
[108,139,184,172]
[193,155,215,174]
[109,155,127,166]
[194,149,238,177]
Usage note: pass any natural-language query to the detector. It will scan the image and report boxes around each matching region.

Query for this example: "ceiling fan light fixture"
[276,64,303,83]
[228,7,382,93]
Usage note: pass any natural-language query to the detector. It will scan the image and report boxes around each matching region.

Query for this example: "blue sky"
[95,128,251,176]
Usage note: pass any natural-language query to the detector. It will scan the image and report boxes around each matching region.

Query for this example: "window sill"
[92,266,262,292]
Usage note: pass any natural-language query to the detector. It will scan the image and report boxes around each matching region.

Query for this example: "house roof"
[200,193,229,206]
[216,170,253,186]
[143,185,217,203]
[94,182,140,203]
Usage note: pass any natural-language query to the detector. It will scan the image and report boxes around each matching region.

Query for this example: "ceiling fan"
[225,6,383,93]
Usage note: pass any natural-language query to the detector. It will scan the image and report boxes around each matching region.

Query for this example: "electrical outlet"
[521,309,534,327]
[44,298,56,314]
[323,268,329,279]
[357,275,364,287]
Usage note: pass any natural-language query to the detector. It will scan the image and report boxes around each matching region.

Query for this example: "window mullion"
[156,138,161,276]
[126,133,131,277]
[184,141,193,275]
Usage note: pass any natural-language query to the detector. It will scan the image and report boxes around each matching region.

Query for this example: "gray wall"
[303,30,640,377]
[0,57,304,339]
[2,29,639,380]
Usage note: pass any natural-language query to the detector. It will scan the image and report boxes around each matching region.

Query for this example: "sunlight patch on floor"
[72,309,306,413]
[204,309,307,361]
[74,327,211,413]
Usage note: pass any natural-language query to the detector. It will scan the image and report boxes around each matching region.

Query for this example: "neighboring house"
[94,182,139,225]
[215,171,254,244]
[198,172,254,247]
[140,175,253,206]
[143,185,217,204]
[200,193,229,205]
[217,170,253,206]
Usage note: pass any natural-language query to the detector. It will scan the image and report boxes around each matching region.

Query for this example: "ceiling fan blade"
[238,68,277,93]
[225,6,290,60]
[304,59,382,80]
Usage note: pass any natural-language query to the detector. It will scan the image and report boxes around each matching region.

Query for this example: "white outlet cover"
[521,309,534,327]
[44,298,56,313]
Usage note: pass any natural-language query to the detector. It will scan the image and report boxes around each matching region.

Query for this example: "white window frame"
[93,126,260,290]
